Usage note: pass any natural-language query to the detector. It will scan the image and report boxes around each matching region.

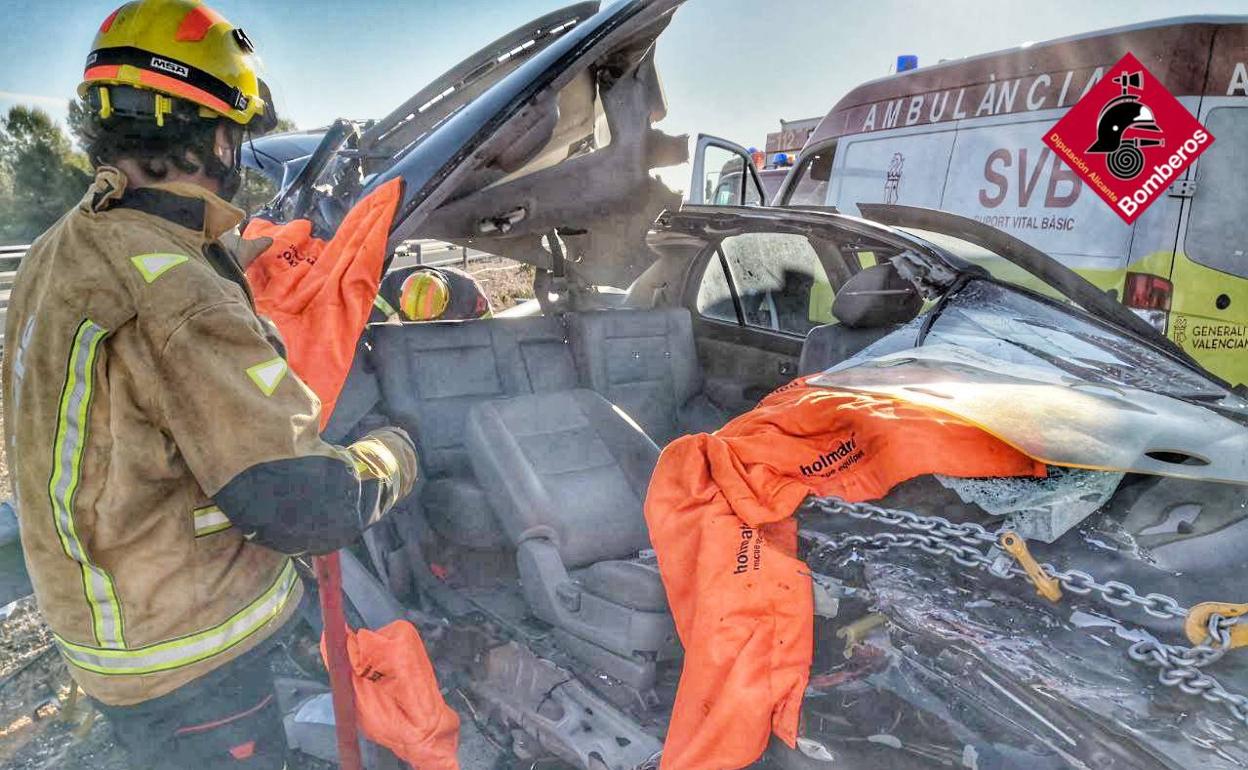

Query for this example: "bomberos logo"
[1044,53,1213,224]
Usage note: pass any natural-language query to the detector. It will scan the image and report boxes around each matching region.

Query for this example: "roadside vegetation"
[0,103,295,245]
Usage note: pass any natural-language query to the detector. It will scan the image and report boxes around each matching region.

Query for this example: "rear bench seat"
[366,308,727,549]
[370,316,579,548]
[570,309,727,445]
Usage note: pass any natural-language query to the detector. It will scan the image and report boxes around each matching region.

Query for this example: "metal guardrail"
[0,239,487,348]
[0,246,21,341]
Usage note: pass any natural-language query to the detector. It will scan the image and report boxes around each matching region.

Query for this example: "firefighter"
[1,2,419,768]
[373,264,494,322]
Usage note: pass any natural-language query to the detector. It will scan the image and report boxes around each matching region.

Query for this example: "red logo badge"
[1044,53,1214,224]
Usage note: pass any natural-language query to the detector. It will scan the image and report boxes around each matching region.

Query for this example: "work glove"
[346,427,419,521]
[218,226,274,270]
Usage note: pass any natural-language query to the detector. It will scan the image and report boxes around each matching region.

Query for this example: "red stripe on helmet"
[99,7,122,34]
[176,5,227,42]
[138,69,233,114]
[83,65,122,81]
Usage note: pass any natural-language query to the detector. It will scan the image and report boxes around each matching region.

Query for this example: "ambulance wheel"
[1108,145,1144,180]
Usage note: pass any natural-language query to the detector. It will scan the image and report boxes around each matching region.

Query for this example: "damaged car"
[235,1,1248,768]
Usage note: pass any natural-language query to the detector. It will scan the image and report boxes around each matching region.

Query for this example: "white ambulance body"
[694,16,1248,385]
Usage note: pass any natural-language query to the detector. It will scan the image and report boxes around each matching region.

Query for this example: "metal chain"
[1045,566,1189,620]
[807,497,999,548]
[801,496,1248,727]
[1128,614,1248,726]
[804,497,1190,619]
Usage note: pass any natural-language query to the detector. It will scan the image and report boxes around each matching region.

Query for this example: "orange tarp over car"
[244,178,402,427]
[321,619,461,769]
[643,377,1047,770]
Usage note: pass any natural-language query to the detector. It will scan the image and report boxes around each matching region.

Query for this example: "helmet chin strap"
[206,128,244,201]
[220,143,243,201]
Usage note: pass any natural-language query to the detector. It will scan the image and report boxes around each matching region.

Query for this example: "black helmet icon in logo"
[1086,70,1164,180]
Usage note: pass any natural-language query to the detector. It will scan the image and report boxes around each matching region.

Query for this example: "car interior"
[322,207,929,708]
[255,2,960,754]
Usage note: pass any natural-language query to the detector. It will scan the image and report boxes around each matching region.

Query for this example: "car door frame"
[688,134,768,206]
[670,206,864,408]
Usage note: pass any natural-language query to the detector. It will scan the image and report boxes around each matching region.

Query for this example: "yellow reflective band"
[48,320,125,649]
[56,560,299,676]
[193,505,231,537]
[130,253,188,284]
[373,294,398,318]
[246,357,288,397]
[347,437,399,481]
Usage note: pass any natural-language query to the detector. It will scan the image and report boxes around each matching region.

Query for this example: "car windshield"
[831,271,1248,423]
[934,281,1245,406]
[898,226,1078,302]
[867,217,1227,380]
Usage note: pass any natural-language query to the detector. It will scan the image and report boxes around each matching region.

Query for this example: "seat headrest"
[832,263,922,329]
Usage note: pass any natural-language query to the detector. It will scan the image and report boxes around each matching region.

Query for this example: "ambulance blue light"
[897,54,919,72]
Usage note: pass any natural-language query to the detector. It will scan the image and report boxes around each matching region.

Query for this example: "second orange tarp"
[321,619,461,770]
[644,377,1047,770]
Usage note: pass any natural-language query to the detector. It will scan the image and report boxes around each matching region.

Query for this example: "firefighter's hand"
[347,427,419,512]
[218,227,274,270]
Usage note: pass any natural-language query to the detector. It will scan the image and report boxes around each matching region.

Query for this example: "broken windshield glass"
[924,281,1247,413]
[826,279,1247,419]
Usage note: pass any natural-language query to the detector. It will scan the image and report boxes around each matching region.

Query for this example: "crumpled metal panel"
[811,345,1248,483]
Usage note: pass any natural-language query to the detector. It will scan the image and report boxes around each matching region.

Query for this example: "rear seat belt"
[535,229,571,315]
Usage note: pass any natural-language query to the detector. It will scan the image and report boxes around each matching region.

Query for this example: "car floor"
[0,594,504,769]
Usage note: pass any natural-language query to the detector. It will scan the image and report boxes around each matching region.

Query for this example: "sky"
[3,0,1247,192]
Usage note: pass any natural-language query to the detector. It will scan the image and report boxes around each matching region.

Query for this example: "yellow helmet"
[399,270,452,322]
[78,0,276,131]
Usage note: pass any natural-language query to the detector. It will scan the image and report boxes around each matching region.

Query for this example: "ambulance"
[692,17,1248,387]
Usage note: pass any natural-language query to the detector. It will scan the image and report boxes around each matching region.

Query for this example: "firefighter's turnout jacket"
[2,168,416,705]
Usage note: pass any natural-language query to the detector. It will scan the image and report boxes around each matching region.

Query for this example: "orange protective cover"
[321,619,460,770]
[244,178,402,427]
[644,378,1046,769]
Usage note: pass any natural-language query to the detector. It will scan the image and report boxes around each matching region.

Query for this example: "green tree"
[1,101,296,242]
[0,106,91,245]
[66,98,92,149]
